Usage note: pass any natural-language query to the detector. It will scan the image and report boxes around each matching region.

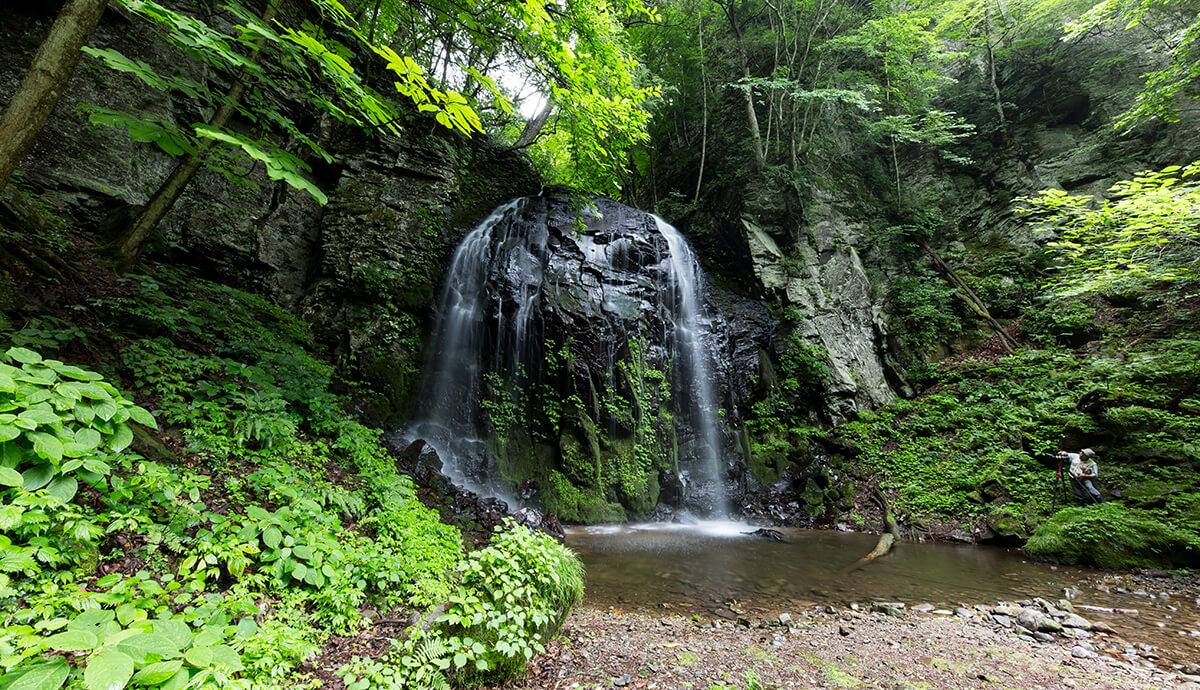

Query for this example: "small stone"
[932,609,954,616]
[1071,646,1097,659]
[954,607,974,618]
[911,603,934,612]
[1062,613,1092,629]
[613,675,631,687]
[778,612,792,625]
[1034,631,1056,643]
[992,614,1013,628]
[872,603,905,617]
[839,624,853,636]
[1091,621,1117,634]
[1057,599,1075,612]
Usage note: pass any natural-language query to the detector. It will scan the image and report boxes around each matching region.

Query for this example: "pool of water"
[566,522,1200,665]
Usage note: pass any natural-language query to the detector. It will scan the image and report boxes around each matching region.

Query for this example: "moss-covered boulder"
[1025,503,1200,569]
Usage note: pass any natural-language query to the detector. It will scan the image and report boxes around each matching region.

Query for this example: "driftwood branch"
[841,490,901,574]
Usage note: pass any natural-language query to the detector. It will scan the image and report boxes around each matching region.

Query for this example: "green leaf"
[76,428,103,450]
[110,424,134,453]
[131,659,182,685]
[116,633,182,664]
[150,619,192,650]
[209,644,242,672]
[45,477,78,503]
[7,347,42,364]
[69,608,116,631]
[3,658,70,690]
[183,645,213,668]
[160,669,190,690]
[22,464,54,491]
[0,370,15,393]
[94,400,119,422]
[45,629,99,651]
[262,526,282,549]
[290,562,307,581]
[19,407,62,426]
[84,649,135,690]
[126,405,157,429]
[0,466,22,487]
[31,433,63,462]
[70,382,110,400]
[116,603,142,627]
[0,424,19,442]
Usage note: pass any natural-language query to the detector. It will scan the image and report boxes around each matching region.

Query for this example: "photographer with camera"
[1056,448,1104,504]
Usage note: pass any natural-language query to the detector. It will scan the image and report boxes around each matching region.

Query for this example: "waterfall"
[655,216,728,517]
[408,194,729,517]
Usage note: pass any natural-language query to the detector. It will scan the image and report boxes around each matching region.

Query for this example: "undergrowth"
[0,263,582,689]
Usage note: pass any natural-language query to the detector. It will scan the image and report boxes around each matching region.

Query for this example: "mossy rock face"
[985,507,1029,543]
[1026,503,1200,569]
[543,469,625,523]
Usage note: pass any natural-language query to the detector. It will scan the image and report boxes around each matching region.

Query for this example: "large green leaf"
[0,424,19,442]
[3,658,70,690]
[44,629,99,651]
[45,477,78,503]
[126,405,158,429]
[21,464,54,491]
[131,660,183,685]
[116,632,181,664]
[18,407,62,426]
[182,645,212,668]
[6,347,42,364]
[0,466,22,487]
[0,370,15,393]
[31,433,64,462]
[84,650,135,690]
[75,428,102,450]
[150,619,192,650]
[110,424,134,453]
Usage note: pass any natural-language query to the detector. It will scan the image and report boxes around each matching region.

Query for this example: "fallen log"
[841,490,901,574]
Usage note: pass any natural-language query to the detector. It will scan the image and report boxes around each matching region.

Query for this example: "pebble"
[1071,646,1097,659]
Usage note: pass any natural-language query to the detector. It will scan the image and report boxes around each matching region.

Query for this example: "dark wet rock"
[747,528,784,542]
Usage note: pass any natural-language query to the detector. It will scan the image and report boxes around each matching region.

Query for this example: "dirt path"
[489,605,1200,689]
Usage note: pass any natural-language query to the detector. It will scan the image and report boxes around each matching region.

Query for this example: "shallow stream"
[566,522,1200,666]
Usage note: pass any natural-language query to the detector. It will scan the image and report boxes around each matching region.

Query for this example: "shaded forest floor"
[490,605,1200,690]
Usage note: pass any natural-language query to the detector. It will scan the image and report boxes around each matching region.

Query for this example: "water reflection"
[567,523,1200,664]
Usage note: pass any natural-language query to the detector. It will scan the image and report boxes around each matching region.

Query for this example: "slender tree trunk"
[114,0,277,272]
[511,102,553,150]
[984,5,1006,131]
[0,0,108,194]
[918,237,1019,352]
[717,0,766,171]
[693,15,709,204]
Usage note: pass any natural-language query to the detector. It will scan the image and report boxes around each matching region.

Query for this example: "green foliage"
[1022,161,1200,297]
[0,346,156,579]
[338,519,584,688]
[85,0,483,205]
[1026,502,1200,568]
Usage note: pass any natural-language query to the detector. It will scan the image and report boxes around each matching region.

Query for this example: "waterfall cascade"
[408,193,732,518]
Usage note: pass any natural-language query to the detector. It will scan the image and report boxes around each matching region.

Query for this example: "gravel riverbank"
[487,602,1200,689]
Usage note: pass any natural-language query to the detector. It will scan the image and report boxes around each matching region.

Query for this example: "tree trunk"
[693,15,709,204]
[983,4,1007,132]
[0,0,108,194]
[918,237,1019,352]
[113,0,278,272]
[510,102,554,150]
